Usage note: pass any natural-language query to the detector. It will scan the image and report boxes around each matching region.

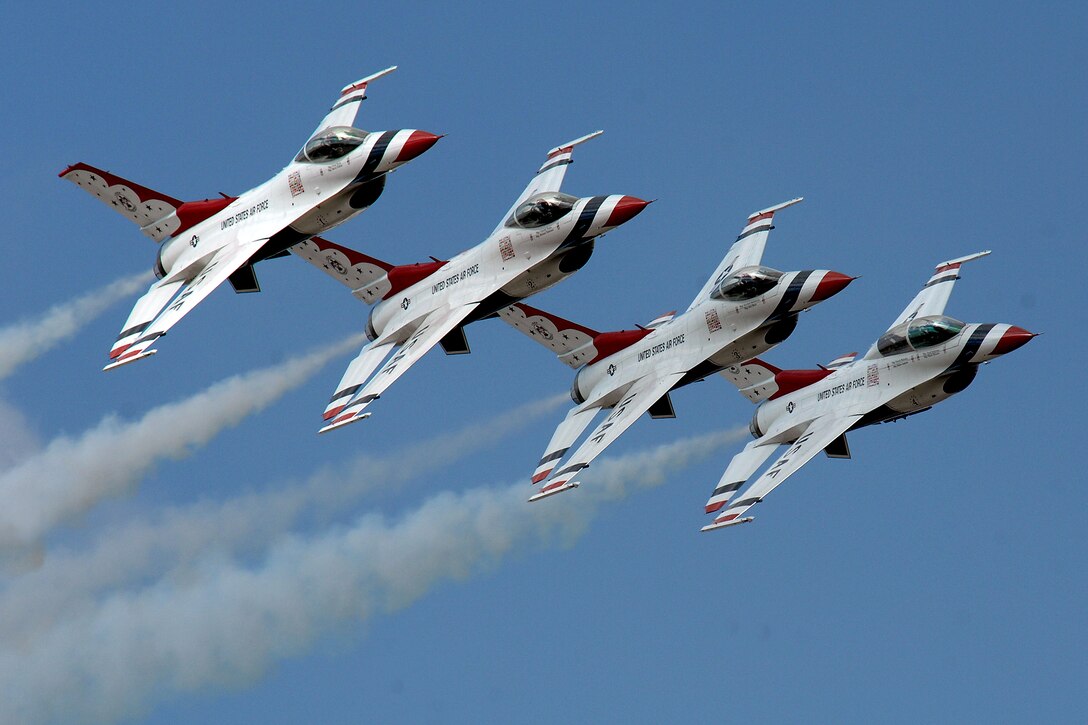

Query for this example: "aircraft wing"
[530,370,687,501]
[888,250,991,329]
[104,237,267,370]
[59,163,185,243]
[686,197,803,312]
[289,236,394,294]
[490,131,603,235]
[702,412,864,531]
[319,301,481,432]
[306,66,398,142]
[496,302,600,369]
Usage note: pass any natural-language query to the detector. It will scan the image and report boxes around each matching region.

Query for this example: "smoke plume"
[0,270,152,380]
[0,334,363,551]
[0,394,568,643]
[0,427,746,724]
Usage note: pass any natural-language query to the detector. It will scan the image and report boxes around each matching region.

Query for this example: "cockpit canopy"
[506,192,579,229]
[295,126,370,163]
[876,315,966,356]
[711,265,783,301]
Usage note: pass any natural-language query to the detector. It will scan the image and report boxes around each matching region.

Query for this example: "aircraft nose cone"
[810,271,855,302]
[605,196,652,227]
[395,131,442,162]
[992,325,1037,355]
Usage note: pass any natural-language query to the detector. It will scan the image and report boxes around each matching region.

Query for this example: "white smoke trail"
[0,394,569,643]
[0,399,40,471]
[0,334,364,552]
[0,270,152,380]
[0,427,746,725]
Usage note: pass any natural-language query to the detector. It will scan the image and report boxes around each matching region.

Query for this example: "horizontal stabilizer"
[645,311,675,329]
[824,352,857,370]
[719,359,781,403]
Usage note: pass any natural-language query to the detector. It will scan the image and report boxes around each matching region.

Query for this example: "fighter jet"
[294,131,650,432]
[60,66,440,370]
[702,250,1035,531]
[495,198,854,501]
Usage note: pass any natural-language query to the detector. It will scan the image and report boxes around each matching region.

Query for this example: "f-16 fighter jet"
[295,131,650,432]
[702,250,1035,531]
[496,197,854,501]
[60,66,440,370]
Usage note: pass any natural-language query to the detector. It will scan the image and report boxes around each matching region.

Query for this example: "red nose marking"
[992,326,1036,355]
[604,196,651,227]
[810,272,855,302]
[395,131,442,162]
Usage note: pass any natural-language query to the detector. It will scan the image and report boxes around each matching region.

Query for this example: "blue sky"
[1,2,1083,722]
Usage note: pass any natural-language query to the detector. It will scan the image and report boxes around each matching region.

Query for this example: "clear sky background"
[1,2,1083,723]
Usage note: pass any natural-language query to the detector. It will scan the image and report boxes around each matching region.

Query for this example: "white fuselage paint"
[367,195,630,344]
[156,130,421,284]
[573,269,839,409]
[752,322,1018,445]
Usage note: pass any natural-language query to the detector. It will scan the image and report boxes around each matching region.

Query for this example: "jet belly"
[368,245,496,342]
[579,319,696,407]
[696,293,783,363]
[495,220,576,290]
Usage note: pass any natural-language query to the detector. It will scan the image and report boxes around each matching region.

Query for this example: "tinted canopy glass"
[507,192,578,229]
[296,126,369,163]
[907,315,965,349]
[877,315,965,356]
[712,266,783,301]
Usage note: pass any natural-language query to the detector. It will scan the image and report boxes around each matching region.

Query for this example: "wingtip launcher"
[102,349,157,372]
[528,480,580,502]
[700,516,755,532]
[317,412,372,434]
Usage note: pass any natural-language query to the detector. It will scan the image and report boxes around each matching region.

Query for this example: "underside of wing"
[59,163,185,242]
[531,370,686,501]
[319,302,480,432]
[530,404,601,485]
[289,236,394,296]
[496,302,600,369]
[104,238,267,370]
[686,197,803,311]
[702,413,863,530]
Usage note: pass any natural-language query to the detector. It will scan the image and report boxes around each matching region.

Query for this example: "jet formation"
[496,198,853,500]
[63,67,1034,531]
[702,251,1035,531]
[294,131,650,432]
